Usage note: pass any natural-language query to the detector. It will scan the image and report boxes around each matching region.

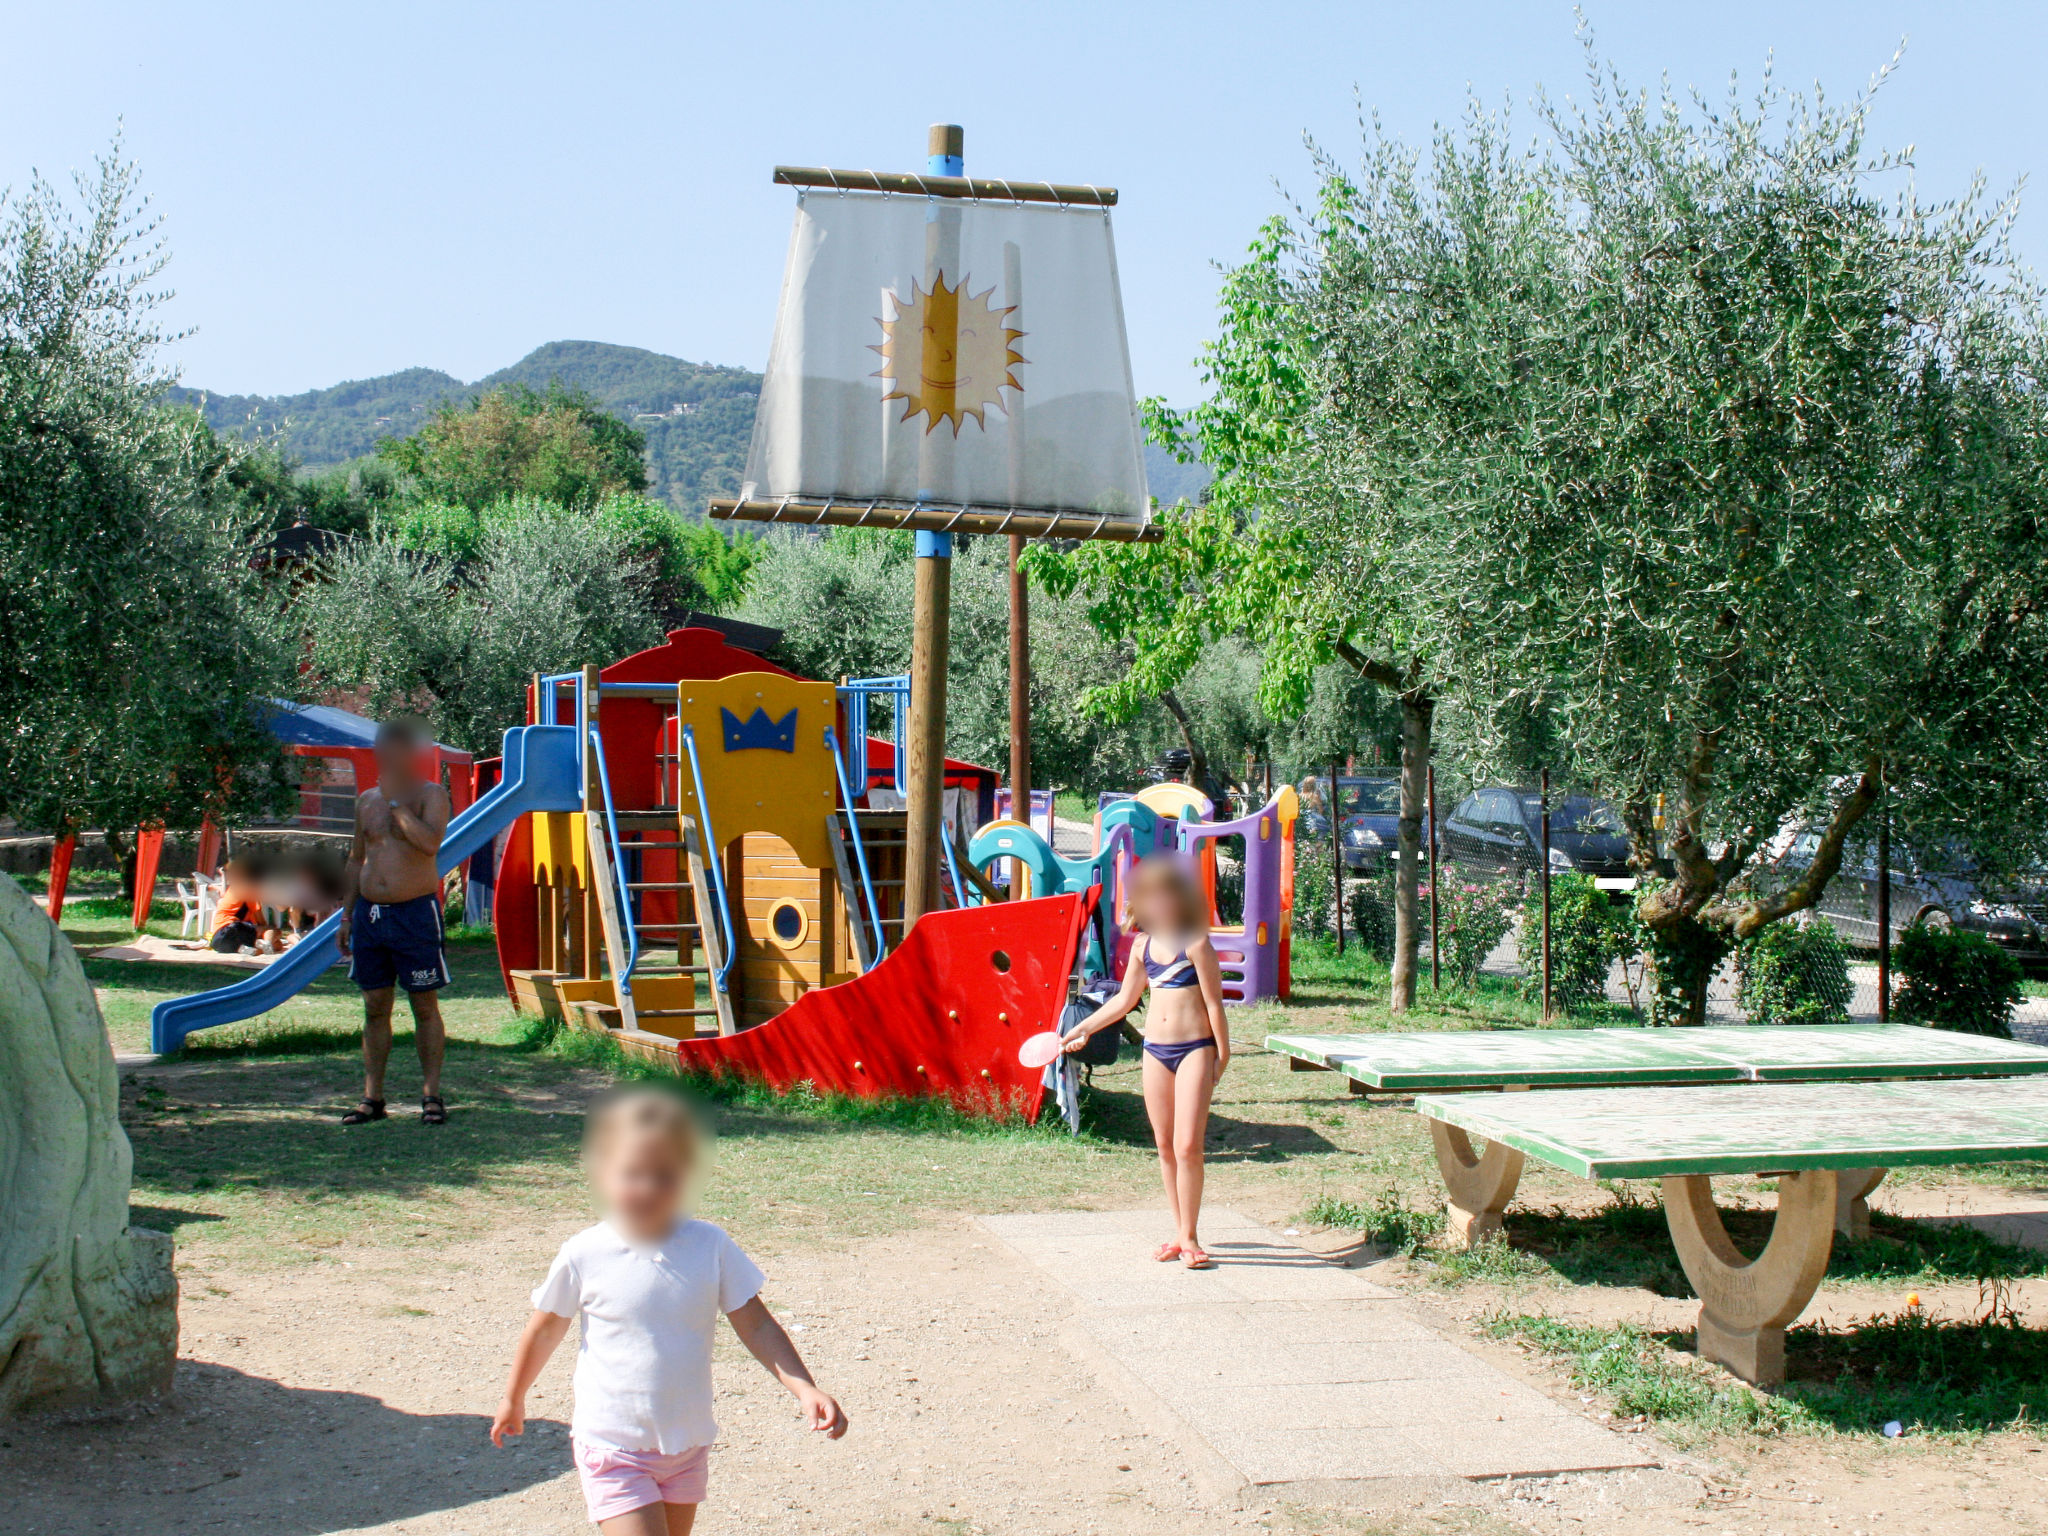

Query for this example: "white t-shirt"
[532,1218,766,1454]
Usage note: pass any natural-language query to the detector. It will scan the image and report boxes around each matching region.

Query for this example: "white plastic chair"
[173,878,204,938]
[195,873,223,937]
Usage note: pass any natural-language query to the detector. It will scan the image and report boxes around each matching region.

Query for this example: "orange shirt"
[212,894,262,935]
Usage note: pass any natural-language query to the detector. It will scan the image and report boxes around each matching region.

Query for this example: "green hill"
[174,339,1205,515]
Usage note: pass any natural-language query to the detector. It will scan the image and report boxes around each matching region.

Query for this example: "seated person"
[209,857,285,954]
[261,852,339,943]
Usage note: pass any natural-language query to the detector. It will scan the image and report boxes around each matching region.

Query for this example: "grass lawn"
[61,891,2048,1445]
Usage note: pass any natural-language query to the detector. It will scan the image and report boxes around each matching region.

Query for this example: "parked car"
[1441,788,1633,879]
[1297,774,1432,870]
[1777,832,2048,964]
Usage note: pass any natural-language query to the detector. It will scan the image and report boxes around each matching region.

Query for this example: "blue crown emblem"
[721,705,798,753]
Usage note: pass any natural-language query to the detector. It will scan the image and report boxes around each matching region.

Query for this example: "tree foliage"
[1283,46,2048,1015]
[382,490,757,618]
[738,530,1278,794]
[0,146,295,836]
[296,506,664,753]
[1040,39,2048,1017]
[377,381,648,510]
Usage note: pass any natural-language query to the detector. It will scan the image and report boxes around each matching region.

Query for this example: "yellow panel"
[1135,782,1212,824]
[568,812,591,886]
[674,673,839,872]
[531,811,559,884]
[1271,784,1301,827]
[533,811,589,889]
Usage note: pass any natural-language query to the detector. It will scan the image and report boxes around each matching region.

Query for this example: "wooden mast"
[902,122,964,926]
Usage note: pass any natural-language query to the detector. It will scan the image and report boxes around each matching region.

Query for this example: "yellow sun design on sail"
[871,272,1025,435]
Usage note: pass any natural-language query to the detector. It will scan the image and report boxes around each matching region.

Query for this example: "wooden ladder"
[590,807,735,1037]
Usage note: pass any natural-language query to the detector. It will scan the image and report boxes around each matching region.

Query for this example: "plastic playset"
[145,627,1297,1118]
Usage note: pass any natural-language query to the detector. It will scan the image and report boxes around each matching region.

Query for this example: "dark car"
[1778,832,2048,964]
[1298,775,1432,871]
[1442,788,1633,880]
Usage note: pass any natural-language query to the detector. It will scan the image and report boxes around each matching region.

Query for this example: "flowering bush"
[1430,878,1518,986]
[1518,872,1636,1011]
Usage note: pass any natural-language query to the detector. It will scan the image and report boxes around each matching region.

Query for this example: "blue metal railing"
[939,816,969,908]
[680,723,738,994]
[824,726,887,966]
[537,672,587,778]
[586,726,640,994]
[837,674,912,795]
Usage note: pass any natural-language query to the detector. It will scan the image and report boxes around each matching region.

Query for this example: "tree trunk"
[1389,693,1434,1013]
[104,827,135,903]
[1158,690,1227,810]
[0,873,178,1417]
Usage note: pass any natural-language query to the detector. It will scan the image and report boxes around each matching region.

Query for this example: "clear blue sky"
[7,1,2043,404]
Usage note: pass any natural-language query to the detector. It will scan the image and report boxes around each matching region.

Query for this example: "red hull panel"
[493,813,537,994]
[671,896,1084,1122]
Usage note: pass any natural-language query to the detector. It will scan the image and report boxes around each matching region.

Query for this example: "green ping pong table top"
[1264,1024,2048,1091]
[1415,1076,2048,1180]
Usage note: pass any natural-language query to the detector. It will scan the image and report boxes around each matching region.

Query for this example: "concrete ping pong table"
[1418,1077,2048,1385]
[1269,1025,2048,1385]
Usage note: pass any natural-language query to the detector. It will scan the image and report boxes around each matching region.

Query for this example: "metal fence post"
[1540,768,1553,1020]
[1876,762,1890,1023]
[1427,762,1440,991]
[1329,762,1345,956]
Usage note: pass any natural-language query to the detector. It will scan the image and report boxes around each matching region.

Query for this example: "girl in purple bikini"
[1062,855,1231,1268]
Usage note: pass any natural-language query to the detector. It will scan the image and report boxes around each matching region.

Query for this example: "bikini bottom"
[1142,1037,1217,1073]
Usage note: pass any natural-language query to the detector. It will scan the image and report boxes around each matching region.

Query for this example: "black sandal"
[420,1094,447,1126]
[341,1097,387,1125]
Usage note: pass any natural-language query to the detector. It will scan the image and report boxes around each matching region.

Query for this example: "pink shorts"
[572,1436,710,1522]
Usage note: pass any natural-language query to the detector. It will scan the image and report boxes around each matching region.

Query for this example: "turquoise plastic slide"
[149,724,584,1054]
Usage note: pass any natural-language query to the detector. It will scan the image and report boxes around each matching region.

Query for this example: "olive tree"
[0,147,296,847]
[1041,47,2048,1022]
[297,507,664,754]
[1302,56,2048,1019]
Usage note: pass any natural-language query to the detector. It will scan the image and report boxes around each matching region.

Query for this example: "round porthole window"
[768,899,809,950]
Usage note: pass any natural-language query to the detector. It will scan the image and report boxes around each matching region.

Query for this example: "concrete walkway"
[980,1208,1651,1499]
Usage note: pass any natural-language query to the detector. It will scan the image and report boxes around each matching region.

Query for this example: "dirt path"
[11,1204,2048,1535]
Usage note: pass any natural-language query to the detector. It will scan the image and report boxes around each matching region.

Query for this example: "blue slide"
[150,724,584,1053]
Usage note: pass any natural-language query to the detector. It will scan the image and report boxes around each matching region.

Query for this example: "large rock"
[0,871,177,1416]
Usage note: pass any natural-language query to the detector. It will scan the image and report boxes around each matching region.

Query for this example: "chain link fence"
[1296,850,2048,1044]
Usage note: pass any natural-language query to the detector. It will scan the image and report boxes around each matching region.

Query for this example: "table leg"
[1662,1170,1838,1388]
[1430,1121,1526,1247]
[1834,1168,1886,1240]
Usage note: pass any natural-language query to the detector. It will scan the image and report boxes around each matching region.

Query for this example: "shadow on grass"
[125,1013,1087,1207]
[1512,1200,2048,1292]
[127,1204,226,1235]
[1306,1189,2048,1295]
[1493,1309,2048,1438]
[1074,1080,1339,1162]
[123,1037,596,1203]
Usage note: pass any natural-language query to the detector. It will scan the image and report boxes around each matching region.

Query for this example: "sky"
[6,1,2046,404]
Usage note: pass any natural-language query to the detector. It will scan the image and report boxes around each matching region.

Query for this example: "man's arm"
[389,783,451,856]
[337,795,367,954]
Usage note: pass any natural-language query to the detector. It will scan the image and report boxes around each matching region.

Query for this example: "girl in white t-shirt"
[491,1088,846,1533]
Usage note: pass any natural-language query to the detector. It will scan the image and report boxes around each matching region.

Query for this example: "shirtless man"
[338,717,453,1126]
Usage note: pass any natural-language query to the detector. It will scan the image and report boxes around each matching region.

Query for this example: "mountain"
[174,340,1209,515]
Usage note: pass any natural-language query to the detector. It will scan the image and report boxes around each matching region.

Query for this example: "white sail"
[742,190,1149,526]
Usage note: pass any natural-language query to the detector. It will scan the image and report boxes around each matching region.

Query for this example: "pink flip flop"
[1153,1241,1182,1262]
[1181,1247,1215,1270]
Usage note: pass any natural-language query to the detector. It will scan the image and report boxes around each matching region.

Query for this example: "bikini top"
[1143,935,1201,990]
